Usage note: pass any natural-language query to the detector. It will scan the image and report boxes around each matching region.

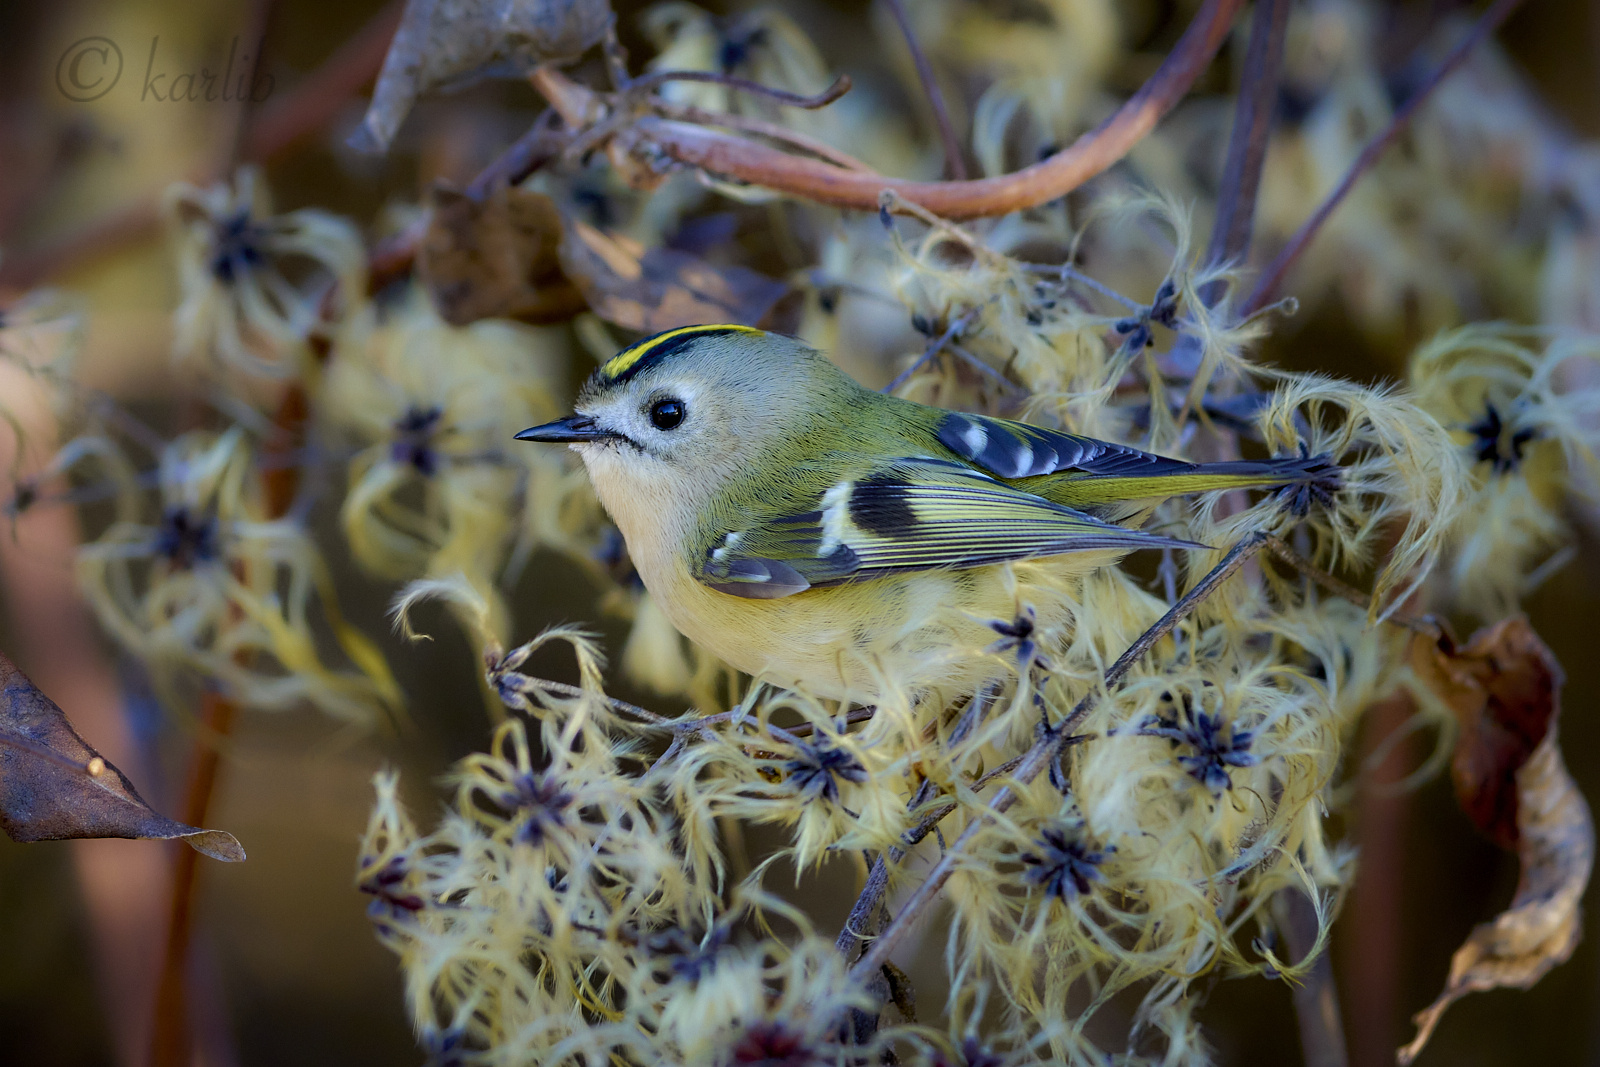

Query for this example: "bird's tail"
[1047,452,1342,515]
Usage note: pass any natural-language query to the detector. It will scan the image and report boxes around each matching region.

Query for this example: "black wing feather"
[936,411,1198,480]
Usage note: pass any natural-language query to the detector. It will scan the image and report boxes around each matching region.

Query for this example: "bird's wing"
[934,410,1195,480]
[696,459,1200,599]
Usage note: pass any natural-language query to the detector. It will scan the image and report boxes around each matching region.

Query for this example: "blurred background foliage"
[1,0,1599,1064]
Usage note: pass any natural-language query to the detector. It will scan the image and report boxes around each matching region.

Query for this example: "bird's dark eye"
[649,398,686,430]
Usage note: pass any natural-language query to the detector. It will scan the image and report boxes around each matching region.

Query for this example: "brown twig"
[1205,0,1291,272]
[617,0,1244,219]
[518,677,676,726]
[600,14,632,91]
[0,199,164,298]
[782,707,879,738]
[846,532,1269,983]
[1262,535,1438,636]
[1239,0,1526,317]
[1347,689,1417,1067]
[1281,887,1349,1067]
[882,0,967,180]
[368,213,430,293]
[146,5,294,1055]
[212,0,278,172]
[464,111,569,200]
[1189,0,1290,524]
[654,102,874,172]
[882,309,980,394]
[148,690,238,1067]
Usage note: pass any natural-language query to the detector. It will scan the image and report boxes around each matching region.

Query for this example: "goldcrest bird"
[517,325,1337,701]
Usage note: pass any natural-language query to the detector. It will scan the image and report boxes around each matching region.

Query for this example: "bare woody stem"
[149,690,238,1067]
[1239,0,1527,317]
[623,0,1244,219]
[882,309,980,395]
[1202,11,1329,1034]
[1282,886,1350,1067]
[518,677,676,726]
[654,103,875,172]
[1262,535,1439,635]
[466,112,569,200]
[846,532,1269,983]
[1206,0,1292,271]
[882,0,967,180]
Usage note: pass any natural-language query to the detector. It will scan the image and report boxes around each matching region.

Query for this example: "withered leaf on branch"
[420,183,587,326]
[1398,618,1592,1064]
[351,0,611,153]
[558,219,791,333]
[0,652,244,862]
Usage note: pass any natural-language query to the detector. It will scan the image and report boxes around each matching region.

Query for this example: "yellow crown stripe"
[600,324,763,382]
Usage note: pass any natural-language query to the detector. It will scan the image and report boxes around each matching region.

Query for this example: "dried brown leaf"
[1399,619,1592,1064]
[0,652,244,862]
[352,0,611,153]
[558,219,790,333]
[419,183,587,326]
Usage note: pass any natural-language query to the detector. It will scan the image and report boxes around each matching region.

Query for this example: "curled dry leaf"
[352,0,611,153]
[558,219,791,333]
[419,183,587,326]
[0,652,244,862]
[1399,618,1592,1064]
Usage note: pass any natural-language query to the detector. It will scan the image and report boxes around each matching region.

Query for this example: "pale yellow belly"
[580,449,1104,701]
[641,552,1073,702]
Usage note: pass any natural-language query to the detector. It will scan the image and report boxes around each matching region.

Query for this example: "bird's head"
[516,325,838,488]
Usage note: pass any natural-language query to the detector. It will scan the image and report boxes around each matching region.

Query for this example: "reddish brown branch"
[622,0,1244,219]
[149,7,275,1059]
[882,0,967,180]
[1282,887,1350,1067]
[1239,0,1526,317]
[148,691,238,1067]
[1346,690,1417,1067]
[655,103,874,172]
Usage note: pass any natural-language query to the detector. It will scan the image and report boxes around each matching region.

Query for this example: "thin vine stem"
[882,0,966,180]
[1206,0,1292,272]
[1239,0,1527,317]
[882,309,980,395]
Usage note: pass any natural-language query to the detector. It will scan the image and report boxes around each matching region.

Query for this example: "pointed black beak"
[515,415,608,443]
